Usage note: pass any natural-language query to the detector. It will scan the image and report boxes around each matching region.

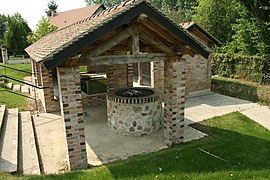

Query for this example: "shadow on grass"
[26,112,270,179]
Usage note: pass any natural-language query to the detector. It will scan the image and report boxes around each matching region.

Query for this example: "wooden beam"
[139,28,176,56]
[79,53,166,66]
[80,26,134,61]
[131,25,140,55]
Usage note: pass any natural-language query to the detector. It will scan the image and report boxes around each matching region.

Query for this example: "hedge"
[212,53,270,84]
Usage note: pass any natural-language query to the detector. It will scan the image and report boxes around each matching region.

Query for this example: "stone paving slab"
[241,105,270,130]
[0,108,18,173]
[33,113,69,174]
[19,111,40,175]
[21,85,30,94]
[6,83,12,89]
[13,84,21,91]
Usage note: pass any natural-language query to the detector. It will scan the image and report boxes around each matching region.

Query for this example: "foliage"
[193,0,241,43]
[212,53,270,84]
[12,112,270,179]
[0,14,7,45]
[27,17,57,44]
[4,13,31,56]
[46,0,58,17]
[85,0,196,22]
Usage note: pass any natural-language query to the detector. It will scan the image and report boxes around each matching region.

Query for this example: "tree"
[85,0,122,8]
[0,14,7,45]
[193,0,241,43]
[4,13,31,56]
[27,17,57,44]
[46,0,58,17]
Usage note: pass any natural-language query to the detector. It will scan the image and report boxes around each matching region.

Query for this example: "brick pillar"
[127,63,133,87]
[150,60,164,90]
[106,64,128,91]
[57,66,88,170]
[40,64,59,112]
[164,57,186,145]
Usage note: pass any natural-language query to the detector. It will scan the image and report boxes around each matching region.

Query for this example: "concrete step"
[0,105,5,134]
[13,84,21,92]
[18,112,40,175]
[0,108,18,173]
[6,82,13,89]
[21,85,30,94]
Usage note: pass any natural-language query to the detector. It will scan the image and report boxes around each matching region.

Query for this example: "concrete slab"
[6,83,12,89]
[13,84,21,91]
[33,113,69,174]
[185,93,258,125]
[241,105,270,130]
[21,85,30,94]
[0,108,18,173]
[19,111,40,175]
[84,106,168,166]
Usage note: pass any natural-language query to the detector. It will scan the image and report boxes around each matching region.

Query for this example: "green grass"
[212,76,270,105]
[0,64,32,85]
[5,112,270,179]
[0,87,27,111]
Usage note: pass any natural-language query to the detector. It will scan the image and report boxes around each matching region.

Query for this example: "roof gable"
[181,22,221,46]
[26,0,210,70]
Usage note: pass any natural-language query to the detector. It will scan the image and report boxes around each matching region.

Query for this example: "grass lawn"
[3,112,269,179]
[0,87,27,111]
[0,64,32,84]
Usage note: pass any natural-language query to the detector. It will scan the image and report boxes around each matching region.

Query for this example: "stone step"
[21,85,30,94]
[13,84,21,92]
[0,105,5,134]
[6,82,13,89]
[18,112,40,175]
[0,108,18,173]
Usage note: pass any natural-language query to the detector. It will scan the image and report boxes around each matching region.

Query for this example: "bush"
[212,53,270,84]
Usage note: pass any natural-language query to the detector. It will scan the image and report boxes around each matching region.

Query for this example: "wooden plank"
[80,26,134,61]
[82,53,166,66]
[139,28,176,56]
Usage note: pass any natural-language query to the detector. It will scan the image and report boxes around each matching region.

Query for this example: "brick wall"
[106,64,128,91]
[57,66,88,170]
[82,92,106,107]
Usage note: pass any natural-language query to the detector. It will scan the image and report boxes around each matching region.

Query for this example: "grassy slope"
[0,64,31,110]
[0,64,31,84]
[7,112,268,179]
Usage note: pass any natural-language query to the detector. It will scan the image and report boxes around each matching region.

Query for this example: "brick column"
[57,66,88,170]
[164,57,186,145]
[150,60,164,90]
[127,63,133,87]
[40,64,59,112]
[106,64,128,91]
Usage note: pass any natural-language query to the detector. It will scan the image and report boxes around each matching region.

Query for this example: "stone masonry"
[57,66,88,170]
[163,57,186,145]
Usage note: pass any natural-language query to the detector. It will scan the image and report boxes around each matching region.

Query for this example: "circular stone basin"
[107,87,162,136]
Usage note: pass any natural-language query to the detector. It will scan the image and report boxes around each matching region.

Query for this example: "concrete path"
[185,93,270,130]
[33,113,69,174]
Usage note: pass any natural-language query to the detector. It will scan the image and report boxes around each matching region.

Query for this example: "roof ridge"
[54,0,141,32]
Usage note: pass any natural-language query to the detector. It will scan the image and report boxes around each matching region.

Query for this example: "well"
[107,87,162,136]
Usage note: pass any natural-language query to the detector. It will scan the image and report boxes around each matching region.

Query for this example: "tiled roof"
[180,22,221,46]
[49,4,104,29]
[25,0,210,69]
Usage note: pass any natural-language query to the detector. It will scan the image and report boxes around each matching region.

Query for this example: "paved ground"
[34,92,270,173]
